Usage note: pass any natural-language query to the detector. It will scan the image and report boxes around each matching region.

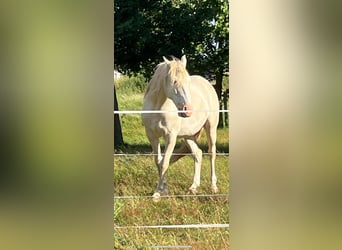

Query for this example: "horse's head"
[163,55,193,117]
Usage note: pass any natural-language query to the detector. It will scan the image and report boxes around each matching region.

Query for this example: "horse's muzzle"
[179,104,192,117]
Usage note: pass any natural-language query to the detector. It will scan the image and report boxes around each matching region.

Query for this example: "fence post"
[114,85,124,146]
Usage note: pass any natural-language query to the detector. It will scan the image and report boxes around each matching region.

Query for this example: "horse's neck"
[146,87,168,110]
[145,68,169,109]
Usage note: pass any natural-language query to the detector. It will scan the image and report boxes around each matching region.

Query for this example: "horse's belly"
[178,115,207,137]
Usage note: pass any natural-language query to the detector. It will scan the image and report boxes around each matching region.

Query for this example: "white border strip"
[113,109,229,114]
[114,223,229,229]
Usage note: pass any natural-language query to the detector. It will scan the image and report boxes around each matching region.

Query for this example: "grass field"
[114,90,229,249]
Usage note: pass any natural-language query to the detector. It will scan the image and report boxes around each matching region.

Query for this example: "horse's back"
[190,75,219,111]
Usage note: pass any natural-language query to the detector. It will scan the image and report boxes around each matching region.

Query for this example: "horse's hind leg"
[170,129,203,165]
[205,123,218,193]
[169,142,189,164]
[185,138,202,194]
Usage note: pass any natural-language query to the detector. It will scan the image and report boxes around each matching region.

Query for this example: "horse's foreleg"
[154,141,163,170]
[185,138,202,194]
[147,134,164,194]
[153,133,177,199]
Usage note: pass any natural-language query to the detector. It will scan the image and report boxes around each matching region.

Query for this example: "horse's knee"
[191,148,202,161]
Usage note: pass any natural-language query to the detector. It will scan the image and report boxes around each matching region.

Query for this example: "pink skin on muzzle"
[179,104,192,117]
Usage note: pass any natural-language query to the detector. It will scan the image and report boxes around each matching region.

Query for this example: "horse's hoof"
[152,192,161,202]
[188,188,197,195]
[161,189,169,196]
[211,186,218,193]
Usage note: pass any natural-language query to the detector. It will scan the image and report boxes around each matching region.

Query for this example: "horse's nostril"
[183,104,192,110]
[183,104,192,117]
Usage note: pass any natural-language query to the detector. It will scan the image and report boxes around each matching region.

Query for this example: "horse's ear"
[163,56,170,64]
[180,55,187,67]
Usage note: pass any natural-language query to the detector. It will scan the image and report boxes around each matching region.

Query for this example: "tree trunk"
[114,85,124,146]
[223,89,229,127]
[215,71,223,128]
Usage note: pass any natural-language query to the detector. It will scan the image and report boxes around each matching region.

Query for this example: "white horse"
[142,55,219,200]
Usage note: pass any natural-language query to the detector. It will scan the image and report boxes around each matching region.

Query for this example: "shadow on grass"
[114,143,152,154]
[114,141,229,154]
[198,142,229,154]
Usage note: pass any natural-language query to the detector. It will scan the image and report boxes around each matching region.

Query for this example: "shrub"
[115,74,147,94]
[223,75,229,91]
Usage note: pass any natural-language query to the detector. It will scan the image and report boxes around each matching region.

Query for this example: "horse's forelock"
[168,61,189,86]
[145,58,189,98]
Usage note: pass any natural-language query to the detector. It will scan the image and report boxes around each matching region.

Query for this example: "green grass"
[114,89,229,249]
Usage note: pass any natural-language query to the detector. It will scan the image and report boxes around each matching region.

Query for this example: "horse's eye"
[173,80,177,85]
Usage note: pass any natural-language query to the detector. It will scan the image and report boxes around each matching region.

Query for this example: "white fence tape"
[113,109,229,114]
[114,153,229,157]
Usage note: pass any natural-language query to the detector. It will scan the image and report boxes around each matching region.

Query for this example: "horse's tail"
[170,128,203,164]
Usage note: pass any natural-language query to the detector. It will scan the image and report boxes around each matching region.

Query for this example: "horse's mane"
[144,62,168,99]
[144,57,189,99]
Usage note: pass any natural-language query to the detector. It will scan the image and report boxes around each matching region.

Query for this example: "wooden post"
[114,85,124,146]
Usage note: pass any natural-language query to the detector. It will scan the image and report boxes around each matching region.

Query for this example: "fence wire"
[114,223,229,229]
[113,193,229,199]
[114,109,229,231]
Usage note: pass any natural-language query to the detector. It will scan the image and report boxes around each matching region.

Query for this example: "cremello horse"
[142,55,219,199]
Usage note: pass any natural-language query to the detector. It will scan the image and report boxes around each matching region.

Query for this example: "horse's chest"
[149,116,181,136]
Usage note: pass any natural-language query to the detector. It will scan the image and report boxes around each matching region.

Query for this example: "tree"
[115,0,228,73]
[189,0,229,126]
[114,0,229,125]
[114,85,124,146]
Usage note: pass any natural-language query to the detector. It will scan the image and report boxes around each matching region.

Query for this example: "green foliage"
[114,0,229,80]
[223,75,229,90]
[191,0,229,76]
[115,74,147,94]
